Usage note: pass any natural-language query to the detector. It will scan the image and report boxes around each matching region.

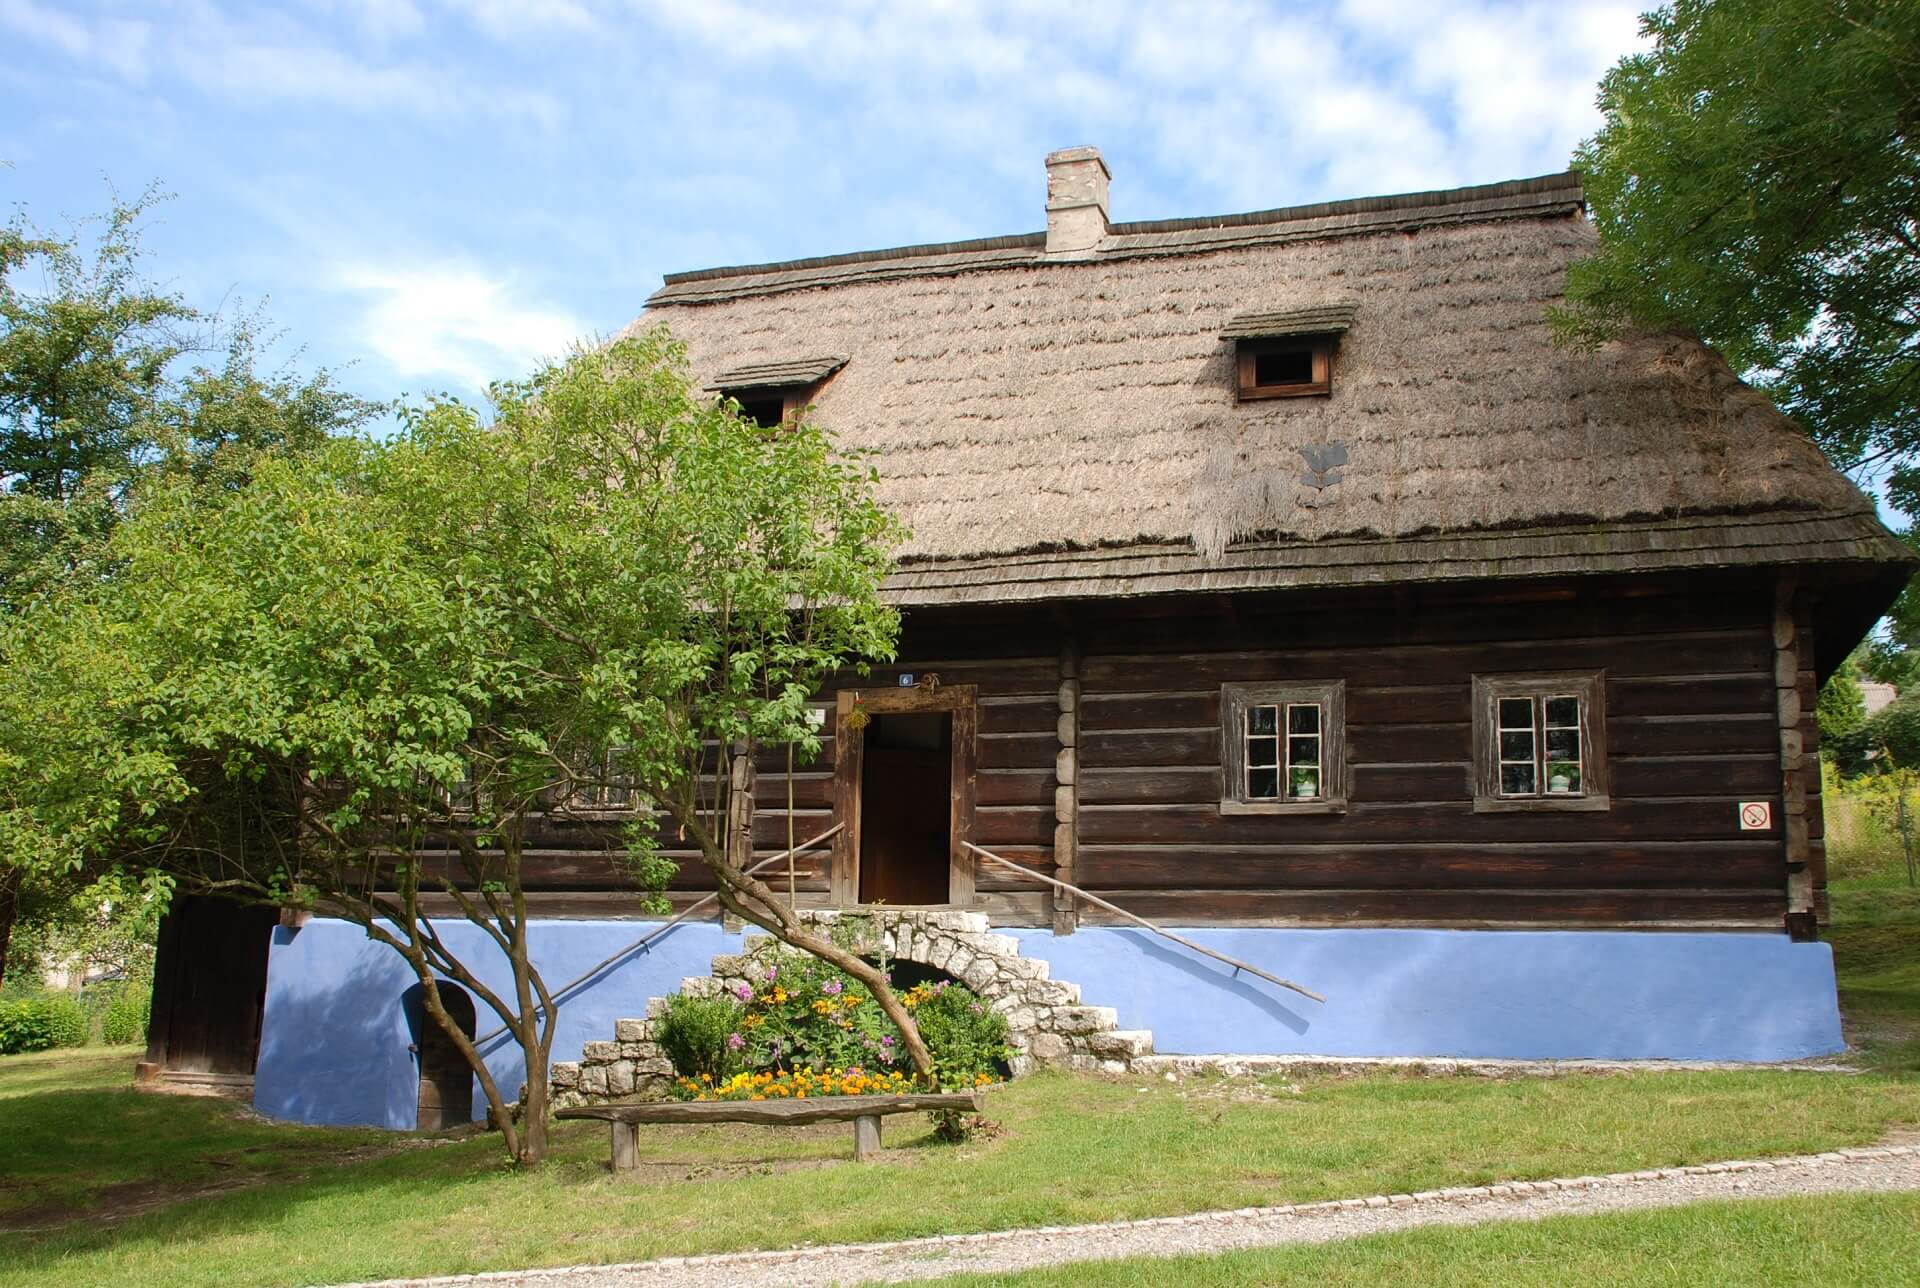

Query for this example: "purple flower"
[733,983,752,1002]
[764,967,778,982]
[935,980,949,993]
[726,1032,745,1050]
[880,1035,894,1046]
[823,979,843,996]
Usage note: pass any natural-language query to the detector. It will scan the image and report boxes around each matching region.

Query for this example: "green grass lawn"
[2,1055,1918,1288]
[1827,883,1920,1072]
[920,1192,1920,1286]
[2,880,1917,1286]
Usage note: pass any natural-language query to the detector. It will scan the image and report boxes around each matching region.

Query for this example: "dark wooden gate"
[415,984,477,1130]
[141,896,277,1079]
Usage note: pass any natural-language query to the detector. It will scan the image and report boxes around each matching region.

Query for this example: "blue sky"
[1,0,1648,406]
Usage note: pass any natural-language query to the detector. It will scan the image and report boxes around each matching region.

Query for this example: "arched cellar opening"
[867,956,1012,1080]
[404,982,476,1130]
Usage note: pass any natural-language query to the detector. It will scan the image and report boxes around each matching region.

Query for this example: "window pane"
[1248,705,1278,735]
[1289,735,1320,767]
[1498,697,1535,730]
[1546,728,1580,762]
[1545,696,1580,727]
[1248,767,1279,799]
[1248,736,1278,768]
[1254,348,1313,386]
[1289,768,1320,798]
[1546,763,1582,793]
[1501,763,1537,795]
[1288,704,1320,735]
[1500,730,1536,762]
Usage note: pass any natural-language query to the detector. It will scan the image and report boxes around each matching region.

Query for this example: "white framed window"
[1472,673,1609,812]
[1221,681,1346,814]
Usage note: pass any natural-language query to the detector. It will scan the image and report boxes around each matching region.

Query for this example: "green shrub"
[905,980,1012,1087]
[0,992,89,1054]
[100,982,152,1046]
[654,992,745,1083]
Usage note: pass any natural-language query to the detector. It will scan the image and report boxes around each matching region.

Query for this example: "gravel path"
[343,1145,1920,1288]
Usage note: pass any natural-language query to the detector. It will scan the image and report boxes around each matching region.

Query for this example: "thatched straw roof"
[633,171,1908,607]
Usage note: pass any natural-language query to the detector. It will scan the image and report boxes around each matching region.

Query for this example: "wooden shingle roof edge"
[1220,304,1359,340]
[704,354,850,392]
[648,173,1585,306]
[876,509,1914,607]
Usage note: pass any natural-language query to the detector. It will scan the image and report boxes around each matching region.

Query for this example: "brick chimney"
[1045,146,1109,256]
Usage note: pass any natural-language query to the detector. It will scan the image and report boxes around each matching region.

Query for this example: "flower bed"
[655,941,1010,1096]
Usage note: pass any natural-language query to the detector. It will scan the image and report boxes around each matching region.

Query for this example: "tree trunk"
[705,746,935,1076]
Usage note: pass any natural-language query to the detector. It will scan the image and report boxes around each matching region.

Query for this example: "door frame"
[832,684,978,907]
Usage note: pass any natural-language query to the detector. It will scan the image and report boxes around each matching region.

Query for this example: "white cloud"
[338,263,589,392]
[0,0,151,81]
[440,0,596,39]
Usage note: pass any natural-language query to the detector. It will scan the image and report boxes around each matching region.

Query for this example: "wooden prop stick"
[964,841,1326,1003]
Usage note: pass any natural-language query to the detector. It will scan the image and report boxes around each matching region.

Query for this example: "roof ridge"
[653,172,1583,295]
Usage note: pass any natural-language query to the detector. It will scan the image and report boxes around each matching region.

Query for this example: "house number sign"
[1738,801,1773,831]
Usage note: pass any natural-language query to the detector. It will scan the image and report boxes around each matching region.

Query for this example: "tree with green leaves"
[0,187,374,978]
[0,330,908,1164]
[1558,0,1919,504]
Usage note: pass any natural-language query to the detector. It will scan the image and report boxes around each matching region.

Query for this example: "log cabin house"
[146,150,1915,1125]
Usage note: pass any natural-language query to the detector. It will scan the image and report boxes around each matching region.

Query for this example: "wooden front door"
[834,684,977,906]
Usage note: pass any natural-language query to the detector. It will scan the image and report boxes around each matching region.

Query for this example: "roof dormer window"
[706,354,849,428]
[1222,305,1354,401]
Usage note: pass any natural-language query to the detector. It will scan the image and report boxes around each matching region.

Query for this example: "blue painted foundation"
[254,918,745,1128]
[1010,927,1844,1063]
[254,919,1844,1129]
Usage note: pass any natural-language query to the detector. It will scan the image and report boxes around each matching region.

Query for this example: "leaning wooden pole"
[965,841,1326,1003]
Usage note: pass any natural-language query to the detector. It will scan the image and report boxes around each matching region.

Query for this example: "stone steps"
[552,909,1153,1107]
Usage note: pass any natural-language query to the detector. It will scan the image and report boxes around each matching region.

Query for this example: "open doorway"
[834,684,978,908]
[408,982,476,1130]
[859,712,953,905]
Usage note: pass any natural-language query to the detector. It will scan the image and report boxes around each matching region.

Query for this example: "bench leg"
[610,1120,641,1173]
[853,1114,882,1162]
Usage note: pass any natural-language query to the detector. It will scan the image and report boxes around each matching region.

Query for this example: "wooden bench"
[558,1090,987,1166]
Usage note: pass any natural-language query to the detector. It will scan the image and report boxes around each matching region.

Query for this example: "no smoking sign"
[1738,801,1774,831]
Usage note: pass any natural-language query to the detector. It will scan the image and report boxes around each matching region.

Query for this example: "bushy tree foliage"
[1559,0,1920,501]
[0,188,373,979]
[0,331,906,1163]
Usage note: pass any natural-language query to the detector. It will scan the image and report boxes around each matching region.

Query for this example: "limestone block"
[1004,1007,1037,1032]
[607,1060,636,1097]
[1028,1033,1070,1062]
[707,954,751,977]
[549,1061,582,1090]
[646,996,670,1018]
[618,1041,662,1061]
[1008,1054,1034,1078]
[946,948,974,978]
[680,976,718,998]
[634,1057,674,1077]
[614,1018,651,1042]
[1088,1029,1154,1059]
[1054,1005,1120,1035]
[963,959,998,992]
[580,1065,610,1096]
[929,938,955,970]
[895,923,915,960]
[581,1041,618,1063]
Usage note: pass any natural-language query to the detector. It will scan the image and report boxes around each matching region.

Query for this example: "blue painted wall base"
[253,919,1843,1129]
[1010,926,1844,1063]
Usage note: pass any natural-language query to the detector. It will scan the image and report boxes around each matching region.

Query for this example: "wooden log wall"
[1067,572,1797,931]
[437,568,1841,933]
